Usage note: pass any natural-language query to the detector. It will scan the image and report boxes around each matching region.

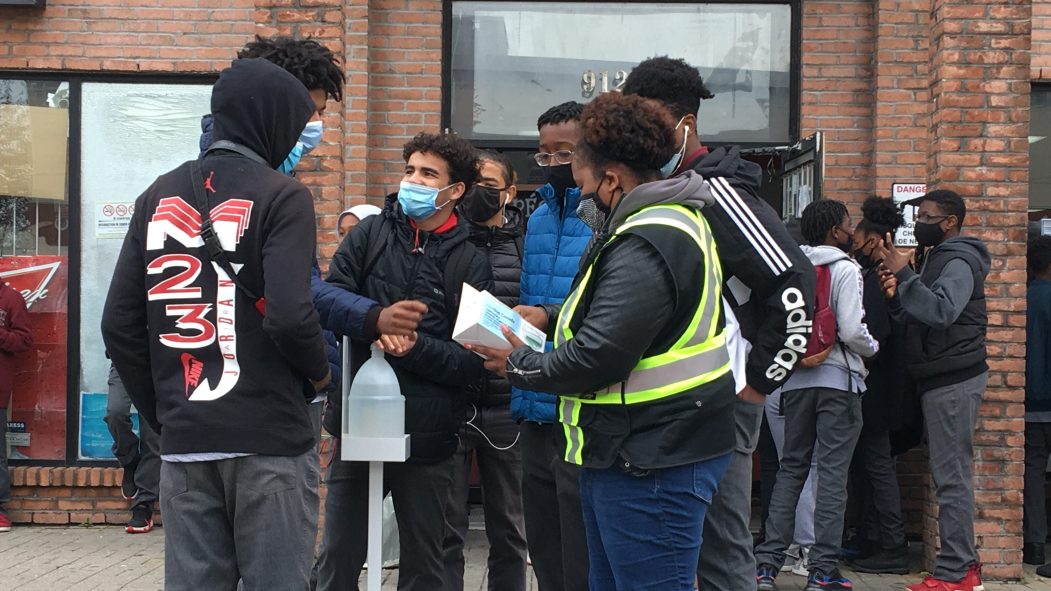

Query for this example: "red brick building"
[0,0,1040,580]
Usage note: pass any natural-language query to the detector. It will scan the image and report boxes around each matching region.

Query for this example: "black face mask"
[835,229,853,254]
[543,164,577,197]
[914,221,946,247]
[461,185,504,224]
[854,250,877,269]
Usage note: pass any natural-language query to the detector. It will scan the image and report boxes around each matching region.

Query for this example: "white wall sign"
[95,201,135,238]
[891,183,926,247]
[1042,218,1051,236]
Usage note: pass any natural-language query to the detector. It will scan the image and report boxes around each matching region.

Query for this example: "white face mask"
[660,117,690,179]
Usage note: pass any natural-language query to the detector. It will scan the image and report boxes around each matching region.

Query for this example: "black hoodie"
[102,58,329,457]
[683,147,817,395]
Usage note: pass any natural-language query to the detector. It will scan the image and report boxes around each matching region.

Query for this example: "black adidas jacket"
[102,59,329,457]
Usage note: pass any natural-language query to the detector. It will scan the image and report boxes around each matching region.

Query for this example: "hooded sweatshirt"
[782,246,879,394]
[0,282,33,404]
[890,235,991,392]
[102,58,329,457]
[507,172,737,469]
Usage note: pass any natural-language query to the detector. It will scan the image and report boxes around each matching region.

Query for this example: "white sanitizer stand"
[340,338,410,591]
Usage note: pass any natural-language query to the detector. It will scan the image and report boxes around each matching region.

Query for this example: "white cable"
[465,402,520,452]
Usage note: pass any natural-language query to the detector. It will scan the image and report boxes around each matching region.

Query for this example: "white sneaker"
[781,544,801,572]
[791,546,811,577]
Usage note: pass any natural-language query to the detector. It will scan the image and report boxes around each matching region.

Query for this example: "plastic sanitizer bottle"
[344,345,405,439]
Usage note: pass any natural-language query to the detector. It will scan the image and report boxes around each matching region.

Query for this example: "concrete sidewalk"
[3,525,1051,590]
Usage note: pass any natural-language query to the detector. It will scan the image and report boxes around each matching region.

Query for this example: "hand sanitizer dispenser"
[344,346,404,439]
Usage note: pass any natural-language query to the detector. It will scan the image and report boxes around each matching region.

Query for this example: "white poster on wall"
[891,183,926,247]
[95,201,136,238]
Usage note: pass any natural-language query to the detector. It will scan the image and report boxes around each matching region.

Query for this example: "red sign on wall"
[0,256,68,460]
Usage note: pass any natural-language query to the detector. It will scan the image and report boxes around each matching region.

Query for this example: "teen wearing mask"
[875,189,991,591]
[843,197,910,575]
[755,199,880,591]
[513,101,592,591]
[441,151,528,591]
[622,56,815,591]
[472,92,736,591]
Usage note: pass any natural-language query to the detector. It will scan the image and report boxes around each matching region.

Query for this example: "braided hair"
[238,36,345,102]
[800,199,849,247]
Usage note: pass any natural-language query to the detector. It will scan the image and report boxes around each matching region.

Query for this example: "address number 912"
[581,70,628,98]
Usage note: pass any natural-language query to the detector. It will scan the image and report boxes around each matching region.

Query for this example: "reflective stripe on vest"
[554,204,731,464]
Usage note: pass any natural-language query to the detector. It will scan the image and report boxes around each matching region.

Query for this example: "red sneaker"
[0,512,11,532]
[904,564,984,591]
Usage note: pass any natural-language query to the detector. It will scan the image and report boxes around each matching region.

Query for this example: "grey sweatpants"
[755,387,862,576]
[765,389,818,547]
[922,372,986,581]
[105,365,160,504]
[696,398,763,591]
[161,451,320,591]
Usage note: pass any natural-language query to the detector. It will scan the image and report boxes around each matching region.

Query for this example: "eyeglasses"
[915,214,949,224]
[533,150,575,167]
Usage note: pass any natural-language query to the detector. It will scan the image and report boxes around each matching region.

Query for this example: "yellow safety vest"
[553,204,731,465]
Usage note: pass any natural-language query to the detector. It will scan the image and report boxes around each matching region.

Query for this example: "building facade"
[0,0,1040,579]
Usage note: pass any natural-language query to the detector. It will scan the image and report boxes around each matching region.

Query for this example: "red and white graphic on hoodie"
[145,194,253,401]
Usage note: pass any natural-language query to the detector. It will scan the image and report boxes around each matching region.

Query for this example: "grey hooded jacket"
[783,245,879,394]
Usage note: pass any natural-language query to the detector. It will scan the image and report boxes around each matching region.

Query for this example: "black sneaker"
[849,542,910,574]
[756,563,780,591]
[803,568,852,590]
[125,502,153,534]
[839,528,874,561]
[120,458,140,500]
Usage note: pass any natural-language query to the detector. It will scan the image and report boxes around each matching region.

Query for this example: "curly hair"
[536,101,584,131]
[575,93,677,181]
[800,199,849,247]
[478,149,516,186]
[857,196,905,237]
[622,56,714,120]
[238,35,344,102]
[1030,235,1051,276]
[402,132,479,189]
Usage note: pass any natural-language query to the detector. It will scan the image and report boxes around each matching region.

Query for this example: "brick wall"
[6,467,159,526]
[1034,0,1051,79]
[925,0,1031,579]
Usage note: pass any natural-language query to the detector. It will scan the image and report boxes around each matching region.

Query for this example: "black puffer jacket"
[326,199,493,462]
[465,219,523,407]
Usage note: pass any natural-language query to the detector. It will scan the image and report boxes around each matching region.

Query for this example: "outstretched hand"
[873,232,912,274]
[465,326,525,378]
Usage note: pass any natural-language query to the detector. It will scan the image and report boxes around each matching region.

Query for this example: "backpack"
[359,214,476,334]
[800,264,837,368]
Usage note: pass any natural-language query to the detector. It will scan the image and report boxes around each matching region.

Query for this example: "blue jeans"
[579,453,732,591]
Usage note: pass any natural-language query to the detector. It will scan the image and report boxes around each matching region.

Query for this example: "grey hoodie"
[606,170,715,232]
[893,236,991,329]
[783,245,879,393]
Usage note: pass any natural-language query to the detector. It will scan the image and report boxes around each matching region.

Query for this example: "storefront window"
[78,82,211,459]
[449,1,793,145]
[0,78,70,460]
[1031,85,1051,236]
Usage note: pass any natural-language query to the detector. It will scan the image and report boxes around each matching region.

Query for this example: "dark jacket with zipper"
[326,198,493,462]
[102,59,328,456]
[464,218,522,407]
[860,264,909,434]
[890,236,990,393]
[506,172,736,470]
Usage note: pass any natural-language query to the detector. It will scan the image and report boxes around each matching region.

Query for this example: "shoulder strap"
[359,215,394,286]
[203,140,269,167]
[189,160,260,305]
[443,240,477,334]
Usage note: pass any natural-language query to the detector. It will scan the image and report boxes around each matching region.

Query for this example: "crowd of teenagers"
[6,32,1019,591]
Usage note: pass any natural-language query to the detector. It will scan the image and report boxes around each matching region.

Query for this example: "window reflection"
[451,2,792,144]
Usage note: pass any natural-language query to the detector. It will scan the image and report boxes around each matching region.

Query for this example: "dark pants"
[105,365,160,504]
[520,421,589,591]
[0,415,9,510]
[316,452,455,591]
[755,387,863,576]
[696,399,763,591]
[757,413,780,538]
[854,429,906,549]
[1025,421,1051,546]
[160,451,320,591]
[581,454,732,591]
[921,372,986,581]
[442,404,527,591]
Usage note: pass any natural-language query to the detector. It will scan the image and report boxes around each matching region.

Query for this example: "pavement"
[4,524,1051,590]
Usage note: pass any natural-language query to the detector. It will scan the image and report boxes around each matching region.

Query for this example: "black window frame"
[0,70,216,466]
[0,0,46,7]
[440,0,802,152]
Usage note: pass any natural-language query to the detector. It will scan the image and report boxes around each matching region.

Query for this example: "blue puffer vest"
[511,183,592,423]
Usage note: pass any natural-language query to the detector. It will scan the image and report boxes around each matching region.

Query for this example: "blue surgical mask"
[398,180,457,220]
[659,118,689,179]
[278,120,324,175]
